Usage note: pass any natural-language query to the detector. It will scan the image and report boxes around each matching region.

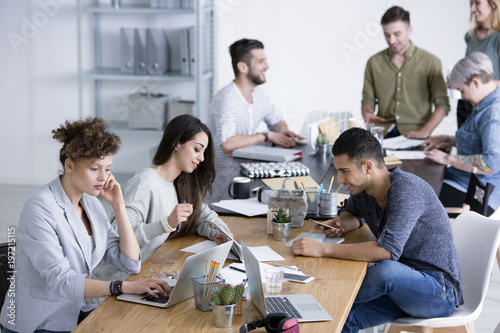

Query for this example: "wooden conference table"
[74,145,445,332]
[74,218,375,333]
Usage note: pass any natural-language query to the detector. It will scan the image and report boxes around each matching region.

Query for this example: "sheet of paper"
[180,240,217,254]
[383,136,424,150]
[181,242,284,262]
[286,232,344,247]
[249,246,285,261]
[220,262,304,285]
[386,150,426,160]
[211,197,268,216]
[262,175,319,189]
[221,262,274,285]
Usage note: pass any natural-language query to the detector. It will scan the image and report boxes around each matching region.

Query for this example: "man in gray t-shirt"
[292,128,462,333]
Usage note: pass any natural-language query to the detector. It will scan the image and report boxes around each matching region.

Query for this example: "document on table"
[221,262,307,285]
[181,240,284,262]
[212,197,268,216]
[386,150,426,160]
[383,136,424,150]
[286,232,344,247]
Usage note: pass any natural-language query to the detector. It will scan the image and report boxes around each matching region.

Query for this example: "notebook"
[241,241,332,322]
[232,146,302,162]
[240,161,310,178]
[117,241,232,308]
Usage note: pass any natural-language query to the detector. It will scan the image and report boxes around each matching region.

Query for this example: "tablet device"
[283,272,315,284]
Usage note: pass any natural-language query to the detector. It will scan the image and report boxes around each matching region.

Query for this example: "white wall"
[214,0,469,134]
[0,0,469,185]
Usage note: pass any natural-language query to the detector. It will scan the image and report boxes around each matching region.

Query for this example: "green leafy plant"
[271,208,293,224]
[316,132,328,145]
[211,283,245,306]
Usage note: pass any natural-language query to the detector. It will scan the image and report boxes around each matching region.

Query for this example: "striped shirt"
[209,82,283,166]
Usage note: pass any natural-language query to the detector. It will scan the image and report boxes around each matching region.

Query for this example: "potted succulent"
[316,132,329,159]
[271,208,293,241]
[211,283,245,328]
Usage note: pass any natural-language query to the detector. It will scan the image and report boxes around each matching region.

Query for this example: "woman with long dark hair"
[94,114,231,282]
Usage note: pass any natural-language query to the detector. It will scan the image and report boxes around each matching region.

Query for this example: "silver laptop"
[241,241,332,322]
[118,241,232,308]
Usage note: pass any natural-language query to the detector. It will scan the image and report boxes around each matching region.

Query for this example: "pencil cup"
[212,303,237,328]
[319,192,337,217]
[305,187,320,214]
[316,144,330,160]
[191,275,222,311]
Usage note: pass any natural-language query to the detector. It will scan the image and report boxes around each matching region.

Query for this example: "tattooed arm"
[425,149,494,175]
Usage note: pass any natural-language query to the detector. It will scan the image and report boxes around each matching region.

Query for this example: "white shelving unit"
[76,0,214,179]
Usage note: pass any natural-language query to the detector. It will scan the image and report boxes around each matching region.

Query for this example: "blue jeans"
[342,260,457,333]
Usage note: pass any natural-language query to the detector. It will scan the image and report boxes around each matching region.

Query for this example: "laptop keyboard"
[141,291,170,304]
[265,297,302,319]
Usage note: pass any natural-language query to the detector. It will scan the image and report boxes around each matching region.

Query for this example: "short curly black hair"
[52,117,121,166]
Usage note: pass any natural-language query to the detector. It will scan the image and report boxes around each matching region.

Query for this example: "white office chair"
[384,211,500,333]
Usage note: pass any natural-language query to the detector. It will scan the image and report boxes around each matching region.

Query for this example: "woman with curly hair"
[0,117,170,333]
[93,114,232,282]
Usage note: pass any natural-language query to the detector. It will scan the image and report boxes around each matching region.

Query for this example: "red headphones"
[239,313,299,333]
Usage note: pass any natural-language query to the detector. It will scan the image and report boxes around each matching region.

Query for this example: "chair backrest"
[299,111,353,138]
[463,173,495,216]
[452,211,500,310]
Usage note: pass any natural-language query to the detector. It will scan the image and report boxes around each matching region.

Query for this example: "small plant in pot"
[271,208,293,241]
[211,283,245,328]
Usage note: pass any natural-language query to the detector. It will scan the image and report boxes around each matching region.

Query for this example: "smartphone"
[283,273,315,284]
[308,219,342,232]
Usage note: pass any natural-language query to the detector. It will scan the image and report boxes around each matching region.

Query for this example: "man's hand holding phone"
[309,218,344,237]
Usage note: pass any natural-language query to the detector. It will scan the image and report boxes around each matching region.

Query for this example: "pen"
[327,176,334,193]
[229,266,246,273]
[275,264,301,272]
[178,200,186,232]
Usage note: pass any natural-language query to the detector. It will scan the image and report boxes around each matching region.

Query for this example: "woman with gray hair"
[424,52,500,215]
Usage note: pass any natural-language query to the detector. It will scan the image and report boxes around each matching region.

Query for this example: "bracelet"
[262,132,268,142]
[161,216,176,233]
[110,280,123,296]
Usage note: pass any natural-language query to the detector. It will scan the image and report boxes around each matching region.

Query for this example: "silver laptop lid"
[241,241,268,317]
[166,240,233,307]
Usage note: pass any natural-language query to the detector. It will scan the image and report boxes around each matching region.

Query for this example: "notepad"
[232,146,302,162]
[240,161,310,178]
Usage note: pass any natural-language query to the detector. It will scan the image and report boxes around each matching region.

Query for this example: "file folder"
[188,26,196,76]
[134,28,148,75]
[179,28,190,76]
[120,28,135,74]
[147,28,169,75]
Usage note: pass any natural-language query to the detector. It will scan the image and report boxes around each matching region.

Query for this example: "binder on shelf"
[120,28,135,74]
[188,26,196,76]
[181,0,194,8]
[134,28,148,75]
[179,28,190,76]
[147,28,169,75]
[232,146,303,162]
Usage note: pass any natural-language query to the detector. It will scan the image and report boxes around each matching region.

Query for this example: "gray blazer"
[0,177,141,333]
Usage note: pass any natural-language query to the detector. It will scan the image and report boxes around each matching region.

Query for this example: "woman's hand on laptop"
[123,277,172,298]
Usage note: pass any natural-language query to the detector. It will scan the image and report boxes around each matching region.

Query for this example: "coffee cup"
[228,177,251,199]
